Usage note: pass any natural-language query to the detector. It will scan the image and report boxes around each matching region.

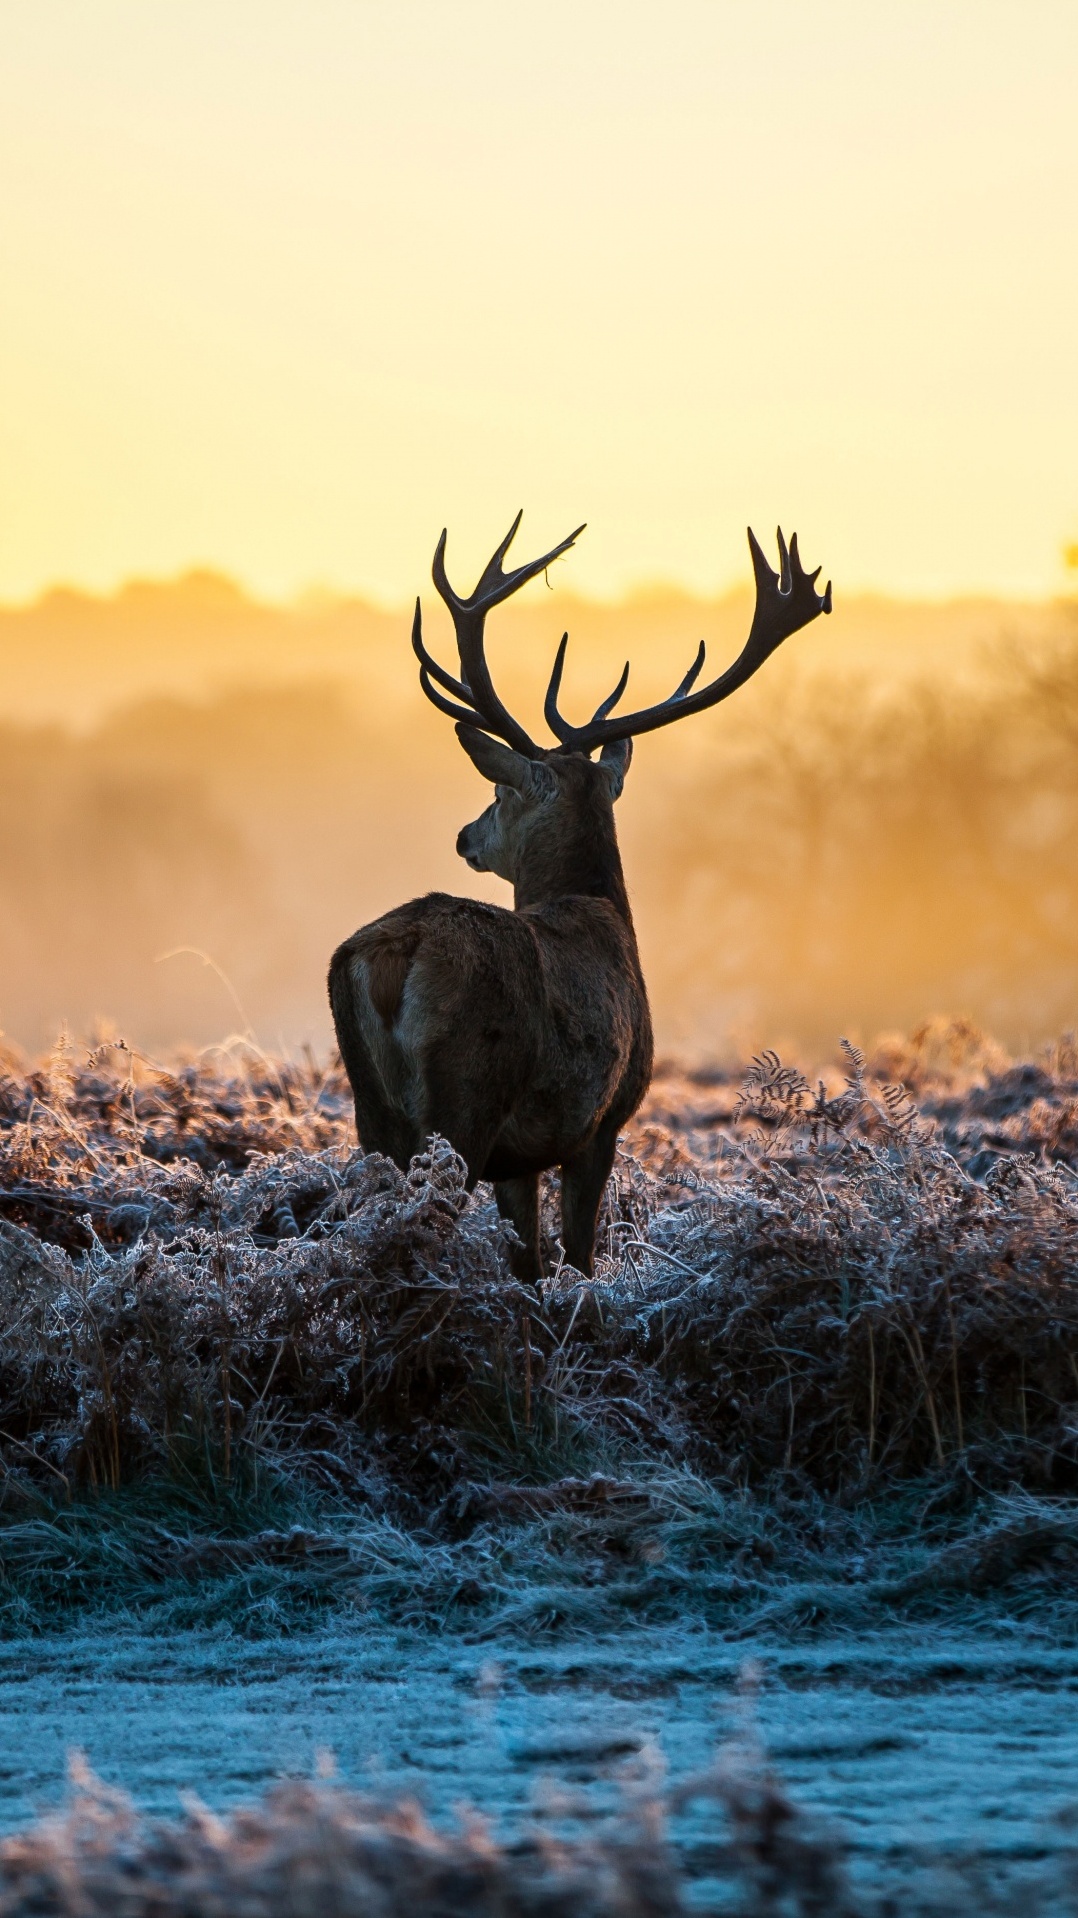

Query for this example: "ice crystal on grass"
[2,1031,1078,1628]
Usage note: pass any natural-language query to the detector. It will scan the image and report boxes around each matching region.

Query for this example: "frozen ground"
[1,1622,1077,1905]
[6,1049,1078,1905]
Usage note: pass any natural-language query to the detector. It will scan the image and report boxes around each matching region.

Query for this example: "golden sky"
[1,1,1076,605]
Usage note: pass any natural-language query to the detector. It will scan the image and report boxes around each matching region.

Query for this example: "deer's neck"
[513,812,633,922]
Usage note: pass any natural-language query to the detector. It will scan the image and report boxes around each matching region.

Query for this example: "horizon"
[3,561,1076,620]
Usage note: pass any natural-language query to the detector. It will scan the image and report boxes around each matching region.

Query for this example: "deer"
[329,515,830,1283]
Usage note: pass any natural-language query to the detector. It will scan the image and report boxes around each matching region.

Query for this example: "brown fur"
[361,922,423,1028]
[329,747,652,1281]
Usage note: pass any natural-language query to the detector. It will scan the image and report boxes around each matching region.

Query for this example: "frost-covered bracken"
[1,1022,1078,1514]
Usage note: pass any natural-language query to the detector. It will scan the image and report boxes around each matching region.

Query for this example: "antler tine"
[776,525,791,594]
[430,515,522,616]
[472,512,584,606]
[748,525,779,594]
[428,522,539,756]
[544,637,631,744]
[543,633,573,743]
[786,530,833,613]
[417,663,489,728]
[477,507,525,590]
[591,659,630,723]
[744,525,831,661]
[413,601,496,727]
[669,640,707,700]
[546,636,708,754]
[411,599,470,703]
[420,517,587,759]
[544,528,830,754]
[433,515,586,616]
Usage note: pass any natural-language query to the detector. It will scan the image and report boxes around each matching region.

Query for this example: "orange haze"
[1,574,1075,1063]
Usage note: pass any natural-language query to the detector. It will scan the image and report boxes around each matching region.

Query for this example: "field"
[3,583,1078,1908]
[3,1023,1078,1909]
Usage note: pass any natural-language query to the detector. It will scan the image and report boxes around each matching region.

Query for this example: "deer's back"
[331,889,651,1171]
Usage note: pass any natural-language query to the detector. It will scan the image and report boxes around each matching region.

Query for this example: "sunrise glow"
[1,0,1076,606]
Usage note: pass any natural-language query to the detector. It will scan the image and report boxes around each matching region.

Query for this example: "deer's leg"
[559,1123,619,1279]
[493,1175,542,1288]
[340,1038,419,1170]
[415,1059,502,1192]
[351,1090,420,1172]
[333,1021,419,1170]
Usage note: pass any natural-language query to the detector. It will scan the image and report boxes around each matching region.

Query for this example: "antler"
[542,527,831,753]
[412,512,585,758]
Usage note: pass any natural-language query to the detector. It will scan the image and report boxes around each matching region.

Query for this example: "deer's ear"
[599,737,633,800]
[455,724,533,790]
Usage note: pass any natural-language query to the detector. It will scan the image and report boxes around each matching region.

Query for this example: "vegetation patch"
[1,1732,1078,1917]
[1,1025,1078,1628]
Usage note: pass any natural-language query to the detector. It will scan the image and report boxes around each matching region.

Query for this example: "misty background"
[1,571,1075,1064]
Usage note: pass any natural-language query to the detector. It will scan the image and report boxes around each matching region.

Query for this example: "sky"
[1,1,1076,605]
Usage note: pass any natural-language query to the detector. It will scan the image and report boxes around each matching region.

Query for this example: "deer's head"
[454,730,631,891]
[413,514,831,907]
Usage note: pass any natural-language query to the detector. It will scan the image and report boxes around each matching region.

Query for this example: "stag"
[329,516,830,1280]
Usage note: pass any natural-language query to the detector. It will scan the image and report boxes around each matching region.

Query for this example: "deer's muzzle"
[456,822,489,872]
